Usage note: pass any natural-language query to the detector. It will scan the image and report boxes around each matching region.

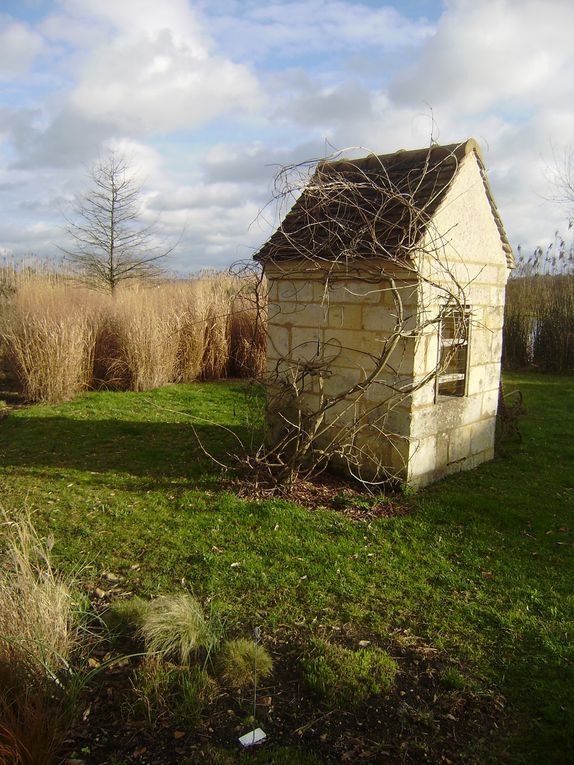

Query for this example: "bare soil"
[63,625,509,765]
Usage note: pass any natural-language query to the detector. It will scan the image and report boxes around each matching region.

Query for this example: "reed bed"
[0,269,266,402]
[3,280,97,402]
[503,273,574,372]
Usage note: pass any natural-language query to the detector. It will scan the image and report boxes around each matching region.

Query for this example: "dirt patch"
[62,627,510,765]
[232,472,410,520]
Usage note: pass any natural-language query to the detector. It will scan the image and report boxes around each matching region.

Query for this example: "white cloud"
[391,0,574,115]
[151,182,254,212]
[202,0,434,59]
[57,0,262,134]
[0,16,44,80]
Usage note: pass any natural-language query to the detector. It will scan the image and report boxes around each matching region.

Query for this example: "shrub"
[503,274,574,372]
[0,269,267,401]
[215,638,273,689]
[139,593,217,663]
[300,640,398,707]
[228,288,267,379]
[200,278,233,380]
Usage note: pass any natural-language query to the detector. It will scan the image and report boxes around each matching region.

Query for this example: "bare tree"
[61,153,174,294]
[550,145,574,219]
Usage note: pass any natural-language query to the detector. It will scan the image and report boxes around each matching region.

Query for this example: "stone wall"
[265,261,419,481]
[406,151,511,485]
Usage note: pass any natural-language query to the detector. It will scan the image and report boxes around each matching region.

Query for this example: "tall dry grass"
[105,288,181,391]
[1,269,267,402]
[228,289,267,378]
[3,279,97,402]
[0,513,82,765]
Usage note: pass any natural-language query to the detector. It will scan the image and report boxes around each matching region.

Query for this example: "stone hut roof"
[255,139,514,269]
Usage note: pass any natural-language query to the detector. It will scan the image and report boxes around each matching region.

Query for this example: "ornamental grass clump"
[0,513,83,764]
[301,640,398,708]
[215,638,273,689]
[139,593,217,663]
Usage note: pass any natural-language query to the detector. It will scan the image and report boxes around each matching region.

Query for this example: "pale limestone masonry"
[258,140,514,487]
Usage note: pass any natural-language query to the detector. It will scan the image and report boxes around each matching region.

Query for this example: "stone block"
[413,333,439,377]
[484,305,505,331]
[448,425,472,463]
[408,435,437,479]
[291,326,322,362]
[278,280,315,303]
[491,331,503,361]
[467,361,501,396]
[322,327,373,356]
[473,264,503,285]
[470,418,496,454]
[435,432,450,469]
[481,387,499,419]
[267,281,279,301]
[323,367,363,398]
[324,303,363,330]
[325,280,383,304]
[468,285,491,307]
[468,328,493,364]
[411,379,437,407]
[363,305,404,333]
[267,325,290,358]
[323,396,360,426]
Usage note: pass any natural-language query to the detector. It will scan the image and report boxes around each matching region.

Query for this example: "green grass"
[0,373,573,763]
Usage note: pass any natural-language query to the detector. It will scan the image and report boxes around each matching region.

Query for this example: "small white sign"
[239,728,267,748]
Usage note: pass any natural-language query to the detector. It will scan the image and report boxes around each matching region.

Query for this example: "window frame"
[435,304,471,400]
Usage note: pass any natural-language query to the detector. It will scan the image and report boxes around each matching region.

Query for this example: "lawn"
[0,373,572,764]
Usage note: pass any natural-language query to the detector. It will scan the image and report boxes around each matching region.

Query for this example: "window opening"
[436,306,471,398]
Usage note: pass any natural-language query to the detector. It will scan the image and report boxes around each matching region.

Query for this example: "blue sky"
[0,0,572,272]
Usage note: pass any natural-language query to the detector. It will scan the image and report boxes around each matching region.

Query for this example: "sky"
[0,0,573,274]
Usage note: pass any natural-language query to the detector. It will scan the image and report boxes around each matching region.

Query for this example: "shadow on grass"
[0,415,254,482]
[500,631,574,764]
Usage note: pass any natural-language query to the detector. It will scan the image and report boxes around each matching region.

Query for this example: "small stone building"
[255,140,514,487]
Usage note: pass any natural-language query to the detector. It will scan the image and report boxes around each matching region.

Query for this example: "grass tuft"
[104,596,149,641]
[131,656,216,727]
[139,593,217,663]
[441,667,466,691]
[215,638,273,689]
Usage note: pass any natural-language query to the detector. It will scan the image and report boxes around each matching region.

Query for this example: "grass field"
[0,372,573,763]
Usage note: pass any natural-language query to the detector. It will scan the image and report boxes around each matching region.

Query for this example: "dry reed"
[0,268,266,402]
[108,288,181,391]
[503,274,574,372]
[3,280,96,402]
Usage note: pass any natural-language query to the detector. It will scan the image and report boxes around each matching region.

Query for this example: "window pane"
[438,376,466,396]
[439,344,467,376]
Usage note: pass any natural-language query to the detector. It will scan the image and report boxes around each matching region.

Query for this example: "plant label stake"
[238,626,267,748]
